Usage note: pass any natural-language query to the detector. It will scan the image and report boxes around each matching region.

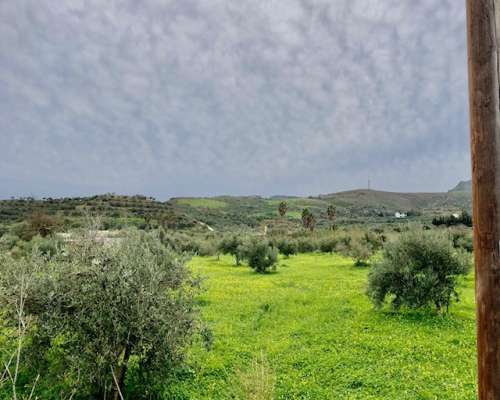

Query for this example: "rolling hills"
[0,182,472,230]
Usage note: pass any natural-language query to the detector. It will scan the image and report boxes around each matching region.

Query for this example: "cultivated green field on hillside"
[160,254,477,399]
[174,198,228,209]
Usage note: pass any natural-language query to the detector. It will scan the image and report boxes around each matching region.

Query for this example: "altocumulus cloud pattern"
[0,0,469,199]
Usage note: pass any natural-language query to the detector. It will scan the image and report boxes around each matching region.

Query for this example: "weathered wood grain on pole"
[467,0,500,398]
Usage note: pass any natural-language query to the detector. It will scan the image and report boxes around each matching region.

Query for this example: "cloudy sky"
[0,0,470,200]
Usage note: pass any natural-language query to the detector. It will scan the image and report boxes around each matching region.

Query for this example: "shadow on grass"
[371,307,469,329]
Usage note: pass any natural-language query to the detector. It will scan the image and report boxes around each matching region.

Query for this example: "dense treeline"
[432,211,472,227]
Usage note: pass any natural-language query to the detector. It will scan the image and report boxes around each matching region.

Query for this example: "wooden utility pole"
[467,1,500,398]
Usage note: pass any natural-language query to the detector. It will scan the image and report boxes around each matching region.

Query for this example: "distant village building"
[395,212,407,219]
[452,213,460,219]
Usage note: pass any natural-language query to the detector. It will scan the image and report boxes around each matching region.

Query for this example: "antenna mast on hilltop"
[467,1,500,398]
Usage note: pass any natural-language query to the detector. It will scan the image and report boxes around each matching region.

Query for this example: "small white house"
[452,213,460,219]
[395,212,407,219]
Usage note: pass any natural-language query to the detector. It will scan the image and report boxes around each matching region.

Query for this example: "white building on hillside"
[395,212,407,219]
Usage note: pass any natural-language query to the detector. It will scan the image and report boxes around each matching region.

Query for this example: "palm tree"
[278,201,288,218]
[327,205,336,230]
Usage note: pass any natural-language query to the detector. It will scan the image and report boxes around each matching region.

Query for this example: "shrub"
[195,239,218,256]
[363,231,384,251]
[0,230,200,398]
[336,233,352,249]
[0,233,20,251]
[218,235,245,265]
[319,237,337,253]
[450,229,473,253]
[9,213,61,242]
[297,237,318,253]
[242,239,278,273]
[348,239,374,266]
[276,239,298,258]
[367,230,471,312]
[30,234,63,258]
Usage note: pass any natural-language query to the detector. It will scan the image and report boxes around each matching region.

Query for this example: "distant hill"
[319,188,470,211]
[169,185,472,228]
[449,180,472,193]
[0,181,472,229]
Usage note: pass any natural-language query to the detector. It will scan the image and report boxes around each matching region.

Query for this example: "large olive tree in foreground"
[0,230,200,399]
[367,230,471,312]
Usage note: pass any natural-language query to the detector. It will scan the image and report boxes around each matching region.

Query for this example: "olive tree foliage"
[275,238,298,258]
[240,239,278,273]
[0,229,201,399]
[218,235,245,265]
[347,239,374,266]
[367,230,471,312]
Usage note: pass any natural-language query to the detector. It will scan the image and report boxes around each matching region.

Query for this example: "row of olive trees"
[217,228,387,270]
[217,226,472,314]
[218,236,278,273]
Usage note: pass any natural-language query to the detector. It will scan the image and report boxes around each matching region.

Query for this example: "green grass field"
[165,253,477,399]
[175,198,228,209]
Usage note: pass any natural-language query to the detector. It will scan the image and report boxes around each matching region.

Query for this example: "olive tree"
[218,235,245,265]
[367,230,471,312]
[241,239,278,273]
[0,230,200,399]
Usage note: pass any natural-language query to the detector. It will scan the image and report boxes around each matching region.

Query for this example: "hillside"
[319,189,471,213]
[0,182,472,230]
[449,180,472,193]
[168,186,471,228]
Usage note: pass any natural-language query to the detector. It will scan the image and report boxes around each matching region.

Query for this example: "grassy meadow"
[160,253,477,399]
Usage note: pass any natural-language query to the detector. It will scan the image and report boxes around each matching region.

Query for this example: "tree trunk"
[112,345,132,400]
[466,1,500,398]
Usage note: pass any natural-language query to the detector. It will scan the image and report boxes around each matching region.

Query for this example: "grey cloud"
[0,0,470,199]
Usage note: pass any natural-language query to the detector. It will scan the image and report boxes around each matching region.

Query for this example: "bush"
[276,239,298,258]
[0,230,200,398]
[319,237,337,253]
[348,239,374,266]
[0,233,20,251]
[367,230,471,312]
[450,229,473,253]
[9,213,61,242]
[363,231,384,251]
[242,239,278,273]
[195,239,218,256]
[336,233,352,249]
[297,237,318,253]
[30,235,63,258]
[218,235,245,265]
[335,230,376,265]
